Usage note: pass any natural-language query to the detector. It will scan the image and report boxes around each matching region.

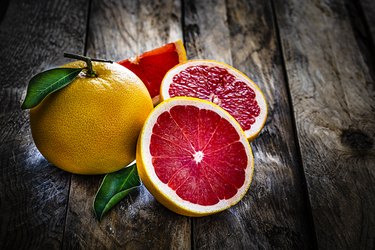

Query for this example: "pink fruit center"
[168,65,260,131]
[150,105,248,206]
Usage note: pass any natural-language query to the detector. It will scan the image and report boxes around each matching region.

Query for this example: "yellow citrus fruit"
[136,97,254,216]
[30,61,153,174]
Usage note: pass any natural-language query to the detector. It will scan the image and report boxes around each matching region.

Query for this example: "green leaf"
[21,67,83,109]
[93,164,141,221]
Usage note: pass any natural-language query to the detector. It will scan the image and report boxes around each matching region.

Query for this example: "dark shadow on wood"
[0,0,10,24]
[359,0,375,48]
[346,0,375,89]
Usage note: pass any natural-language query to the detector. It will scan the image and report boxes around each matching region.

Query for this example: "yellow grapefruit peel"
[30,61,153,175]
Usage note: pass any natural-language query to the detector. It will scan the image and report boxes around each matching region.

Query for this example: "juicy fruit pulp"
[30,61,153,175]
[161,60,268,140]
[137,97,254,216]
[119,40,187,101]
[169,65,260,131]
[151,105,248,205]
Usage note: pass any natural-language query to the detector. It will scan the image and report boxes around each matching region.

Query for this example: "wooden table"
[1,0,374,249]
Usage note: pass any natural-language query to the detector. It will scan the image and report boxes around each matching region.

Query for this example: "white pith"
[161,60,268,139]
[193,151,204,164]
[140,97,254,214]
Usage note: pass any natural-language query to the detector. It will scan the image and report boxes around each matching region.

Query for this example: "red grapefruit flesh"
[118,40,187,103]
[160,60,268,140]
[136,97,254,216]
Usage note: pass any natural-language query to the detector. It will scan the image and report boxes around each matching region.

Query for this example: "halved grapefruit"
[160,60,268,140]
[136,97,254,216]
[118,40,187,104]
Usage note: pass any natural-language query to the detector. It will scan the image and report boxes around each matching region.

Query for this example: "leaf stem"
[63,53,94,76]
[63,53,113,77]
[91,58,113,63]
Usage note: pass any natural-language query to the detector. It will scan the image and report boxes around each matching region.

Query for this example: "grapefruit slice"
[160,60,268,140]
[136,97,254,216]
[118,40,187,104]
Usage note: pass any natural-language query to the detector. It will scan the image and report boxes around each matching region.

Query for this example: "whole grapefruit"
[30,61,153,174]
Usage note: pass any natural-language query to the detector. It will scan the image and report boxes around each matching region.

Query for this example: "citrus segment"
[160,60,267,140]
[118,40,187,103]
[136,97,254,216]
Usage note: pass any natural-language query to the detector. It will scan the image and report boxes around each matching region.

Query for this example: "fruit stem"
[63,53,113,77]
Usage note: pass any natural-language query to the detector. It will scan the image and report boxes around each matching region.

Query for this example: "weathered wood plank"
[226,0,317,248]
[184,0,315,248]
[0,0,89,249]
[62,0,190,249]
[273,0,375,248]
[183,0,231,63]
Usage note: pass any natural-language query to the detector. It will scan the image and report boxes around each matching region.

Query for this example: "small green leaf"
[93,164,141,221]
[21,67,83,109]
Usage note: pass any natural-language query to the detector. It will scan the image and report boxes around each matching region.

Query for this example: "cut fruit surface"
[119,40,187,104]
[160,60,268,140]
[136,97,254,216]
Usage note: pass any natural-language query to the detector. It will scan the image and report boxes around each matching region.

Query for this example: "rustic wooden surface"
[0,0,374,249]
[274,0,375,249]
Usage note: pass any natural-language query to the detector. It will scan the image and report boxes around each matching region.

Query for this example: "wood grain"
[0,0,89,249]
[62,0,190,249]
[273,0,375,248]
[184,0,315,248]
[87,0,183,61]
[183,0,231,62]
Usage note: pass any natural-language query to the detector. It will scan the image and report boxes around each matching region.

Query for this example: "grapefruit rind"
[160,60,268,141]
[136,97,254,216]
[174,40,188,62]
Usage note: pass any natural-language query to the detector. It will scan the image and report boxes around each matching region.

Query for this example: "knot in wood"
[341,129,373,151]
